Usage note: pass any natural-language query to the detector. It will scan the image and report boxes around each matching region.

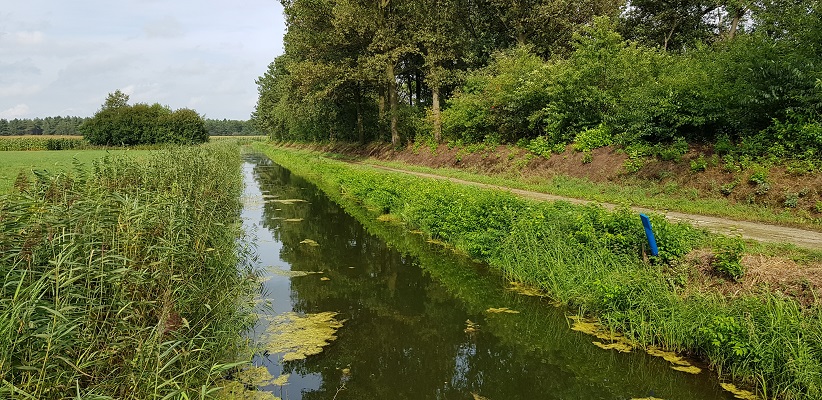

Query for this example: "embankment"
[255,143,822,400]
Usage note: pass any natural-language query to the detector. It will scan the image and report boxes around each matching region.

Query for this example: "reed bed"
[257,143,822,400]
[0,142,256,399]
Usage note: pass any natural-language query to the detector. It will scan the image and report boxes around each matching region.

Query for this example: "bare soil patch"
[682,250,822,306]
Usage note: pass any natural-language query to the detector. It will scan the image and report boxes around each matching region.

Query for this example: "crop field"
[0,149,151,193]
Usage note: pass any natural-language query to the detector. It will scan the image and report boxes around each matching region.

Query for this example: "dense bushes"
[80,92,209,146]
[0,143,255,398]
[440,17,822,160]
[259,144,822,400]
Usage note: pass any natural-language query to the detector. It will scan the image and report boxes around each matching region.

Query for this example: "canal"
[239,152,735,400]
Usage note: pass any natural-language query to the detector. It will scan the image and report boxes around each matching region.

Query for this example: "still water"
[239,153,734,400]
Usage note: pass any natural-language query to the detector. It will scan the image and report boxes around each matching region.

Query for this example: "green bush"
[80,93,208,146]
[713,238,745,281]
[573,124,613,152]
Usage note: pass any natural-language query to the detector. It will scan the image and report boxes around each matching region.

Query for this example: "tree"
[103,89,130,110]
[80,91,208,145]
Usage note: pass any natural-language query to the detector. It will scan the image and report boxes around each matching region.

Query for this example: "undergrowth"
[0,143,256,399]
[256,143,822,400]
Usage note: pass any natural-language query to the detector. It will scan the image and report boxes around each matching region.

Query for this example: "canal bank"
[237,151,736,399]
[251,143,822,400]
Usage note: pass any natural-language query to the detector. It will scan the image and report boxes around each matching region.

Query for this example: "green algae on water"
[262,312,345,362]
[507,281,547,297]
[268,199,307,205]
[646,346,702,374]
[486,307,520,314]
[720,383,759,400]
[266,267,322,278]
[217,366,288,400]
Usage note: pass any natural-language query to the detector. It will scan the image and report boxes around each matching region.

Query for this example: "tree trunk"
[726,7,746,41]
[356,84,364,144]
[415,72,422,107]
[432,86,442,143]
[378,87,386,139]
[388,62,399,147]
[407,74,414,106]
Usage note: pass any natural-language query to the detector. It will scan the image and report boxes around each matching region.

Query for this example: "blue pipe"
[639,214,659,256]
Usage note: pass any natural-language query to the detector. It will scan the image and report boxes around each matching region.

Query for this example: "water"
[239,153,734,400]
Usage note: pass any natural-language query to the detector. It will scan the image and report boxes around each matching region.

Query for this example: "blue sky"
[0,0,285,120]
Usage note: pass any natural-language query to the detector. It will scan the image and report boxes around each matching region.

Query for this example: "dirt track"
[361,163,822,251]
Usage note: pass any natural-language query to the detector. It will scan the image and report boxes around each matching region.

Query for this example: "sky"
[0,0,286,120]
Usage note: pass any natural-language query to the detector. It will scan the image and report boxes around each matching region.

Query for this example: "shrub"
[573,124,613,152]
[713,238,745,281]
[690,154,708,172]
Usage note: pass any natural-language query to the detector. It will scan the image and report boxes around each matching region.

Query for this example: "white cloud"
[143,16,184,38]
[0,104,31,118]
[0,83,41,97]
[13,31,45,45]
[0,0,286,120]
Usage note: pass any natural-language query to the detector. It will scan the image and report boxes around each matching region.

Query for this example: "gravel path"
[361,163,822,250]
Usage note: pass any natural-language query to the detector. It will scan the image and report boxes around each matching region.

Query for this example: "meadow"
[0,143,256,399]
[256,143,822,400]
[0,149,151,193]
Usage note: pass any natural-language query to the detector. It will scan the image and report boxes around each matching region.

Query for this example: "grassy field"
[0,149,151,193]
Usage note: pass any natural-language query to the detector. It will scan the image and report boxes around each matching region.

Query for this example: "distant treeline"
[254,0,821,160]
[204,119,262,136]
[0,116,88,136]
[0,116,258,137]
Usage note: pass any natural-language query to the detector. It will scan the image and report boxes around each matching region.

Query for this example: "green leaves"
[80,94,208,146]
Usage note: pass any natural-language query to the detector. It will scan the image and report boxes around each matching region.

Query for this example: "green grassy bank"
[255,143,822,400]
[0,143,257,399]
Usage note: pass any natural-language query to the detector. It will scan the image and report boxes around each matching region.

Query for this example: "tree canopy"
[80,93,209,145]
[254,0,821,159]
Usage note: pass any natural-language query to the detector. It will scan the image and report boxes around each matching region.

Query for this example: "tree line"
[1,112,254,139]
[253,0,821,159]
[0,116,88,136]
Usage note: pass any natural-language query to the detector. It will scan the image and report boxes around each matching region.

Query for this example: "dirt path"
[360,163,822,251]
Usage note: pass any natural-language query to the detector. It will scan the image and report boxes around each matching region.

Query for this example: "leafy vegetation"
[253,0,821,163]
[0,143,256,398]
[80,90,209,146]
[257,144,822,400]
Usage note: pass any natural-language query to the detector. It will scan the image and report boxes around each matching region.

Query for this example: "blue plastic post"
[639,214,659,256]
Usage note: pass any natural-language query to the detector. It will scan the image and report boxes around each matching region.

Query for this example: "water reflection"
[240,154,733,400]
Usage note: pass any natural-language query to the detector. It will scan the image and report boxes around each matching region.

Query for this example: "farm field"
[0,149,150,193]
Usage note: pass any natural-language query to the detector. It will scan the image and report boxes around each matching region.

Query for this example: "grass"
[255,142,822,400]
[367,159,819,229]
[0,142,257,399]
[0,150,152,193]
[295,143,822,231]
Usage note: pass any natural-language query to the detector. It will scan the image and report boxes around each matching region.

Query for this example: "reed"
[0,142,256,399]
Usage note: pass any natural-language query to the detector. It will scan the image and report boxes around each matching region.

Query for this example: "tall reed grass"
[256,143,822,400]
[0,143,256,399]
